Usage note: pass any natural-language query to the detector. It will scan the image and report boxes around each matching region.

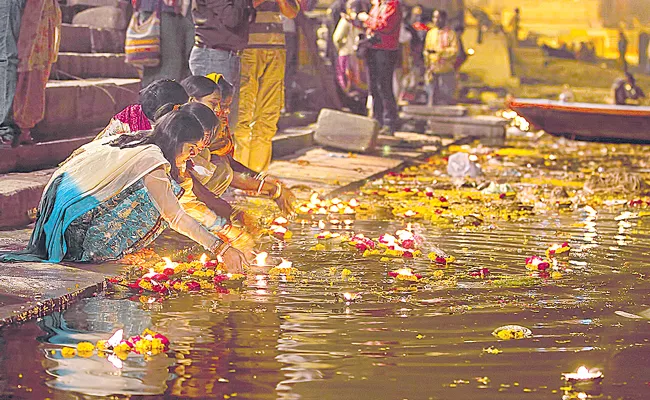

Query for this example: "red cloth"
[364,0,401,51]
[114,104,152,132]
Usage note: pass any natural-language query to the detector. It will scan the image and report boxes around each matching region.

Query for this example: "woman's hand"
[275,184,296,216]
[232,210,262,237]
[219,247,248,274]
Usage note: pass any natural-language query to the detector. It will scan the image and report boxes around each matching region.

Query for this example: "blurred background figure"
[423,9,458,106]
[0,0,26,147]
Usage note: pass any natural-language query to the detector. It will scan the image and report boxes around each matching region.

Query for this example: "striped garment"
[248,1,285,48]
[125,11,161,67]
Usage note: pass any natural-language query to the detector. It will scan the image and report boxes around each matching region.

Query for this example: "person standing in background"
[618,27,628,72]
[11,0,61,146]
[0,0,26,147]
[234,0,300,173]
[282,14,298,113]
[354,0,402,135]
[190,0,255,132]
[135,0,194,88]
[423,9,458,106]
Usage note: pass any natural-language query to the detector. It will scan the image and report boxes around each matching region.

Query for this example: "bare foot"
[12,129,34,147]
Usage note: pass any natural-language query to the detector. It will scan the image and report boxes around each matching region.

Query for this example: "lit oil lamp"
[330,219,341,226]
[318,220,326,230]
[268,259,299,276]
[342,206,355,215]
[348,198,360,208]
[329,205,340,213]
[562,366,603,383]
[310,193,321,207]
[340,292,362,304]
[297,205,311,214]
[199,253,208,265]
[254,252,268,267]
[403,210,418,218]
[343,219,354,228]
[273,216,289,226]
[316,207,328,215]
[331,198,342,205]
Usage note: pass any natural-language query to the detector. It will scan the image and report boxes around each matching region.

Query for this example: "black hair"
[181,75,217,99]
[181,75,235,100]
[108,110,204,180]
[436,9,448,20]
[180,102,219,133]
[139,79,189,120]
[349,0,364,15]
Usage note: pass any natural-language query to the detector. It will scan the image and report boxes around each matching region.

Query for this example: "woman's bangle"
[256,177,266,195]
[272,182,282,200]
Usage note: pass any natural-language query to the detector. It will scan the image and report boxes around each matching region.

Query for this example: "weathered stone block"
[72,6,127,30]
[315,109,379,153]
[52,53,139,79]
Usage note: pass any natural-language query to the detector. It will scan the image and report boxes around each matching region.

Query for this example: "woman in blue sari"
[1,107,249,272]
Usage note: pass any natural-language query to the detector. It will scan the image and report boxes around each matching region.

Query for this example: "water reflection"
[1,212,650,399]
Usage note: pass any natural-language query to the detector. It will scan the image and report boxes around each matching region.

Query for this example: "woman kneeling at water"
[181,75,295,215]
[0,109,249,272]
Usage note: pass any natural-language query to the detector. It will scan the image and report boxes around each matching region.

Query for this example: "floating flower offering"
[492,325,533,340]
[388,267,423,282]
[546,242,570,258]
[268,259,299,276]
[58,328,170,365]
[562,366,604,383]
[525,255,550,271]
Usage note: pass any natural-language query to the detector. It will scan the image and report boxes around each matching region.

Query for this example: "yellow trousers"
[234,48,286,173]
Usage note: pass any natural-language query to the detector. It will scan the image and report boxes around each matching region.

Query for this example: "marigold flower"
[61,347,76,358]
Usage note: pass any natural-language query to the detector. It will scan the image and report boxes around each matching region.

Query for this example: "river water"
[1,137,649,399]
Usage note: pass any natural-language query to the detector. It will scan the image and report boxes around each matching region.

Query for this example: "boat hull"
[509,99,650,143]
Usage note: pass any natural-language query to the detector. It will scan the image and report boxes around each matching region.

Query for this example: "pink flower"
[401,239,415,249]
[163,268,175,276]
[185,281,201,291]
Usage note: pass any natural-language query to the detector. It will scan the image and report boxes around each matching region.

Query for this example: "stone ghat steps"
[60,23,125,54]
[52,52,139,80]
[33,78,140,142]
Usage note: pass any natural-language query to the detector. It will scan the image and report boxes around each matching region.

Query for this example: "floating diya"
[348,198,360,208]
[268,259,299,276]
[343,219,354,228]
[562,366,603,386]
[339,292,362,304]
[273,216,289,226]
[388,267,423,282]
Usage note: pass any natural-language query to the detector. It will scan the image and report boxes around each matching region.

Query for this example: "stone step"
[401,105,469,117]
[425,115,509,146]
[60,23,125,53]
[315,109,379,153]
[52,53,139,79]
[33,78,140,141]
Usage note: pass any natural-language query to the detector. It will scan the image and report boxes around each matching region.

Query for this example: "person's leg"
[365,49,383,126]
[13,67,50,145]
[0,0,25,144]
[180,12,195,81]
[189,46,241,130]
[336,54,350,91]
[439,72,457,105]
[234,48,261,169]
[284,32,298,113]
[248,49,285,172]
[376,49,399,132]
[142,12,184,87]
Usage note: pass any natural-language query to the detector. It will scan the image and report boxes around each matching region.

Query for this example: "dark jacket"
[193,0,254,51]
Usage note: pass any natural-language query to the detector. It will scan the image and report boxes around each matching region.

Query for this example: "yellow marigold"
[192,270,206,277]
[284,231,293,239]
[142,328,157,337]
[433,270,444,279]
[551,271,563,280]
[341,268,352,278]
[229,273,245,280]
[134,339,152,354]
[200,281,214,290]
[61,347,76,358]
[114,343,132,358]
[96,340,108,351]
[310,243,326,251]
[77,342,95,353]
[173,282,182,291]
[139,280,153,291]
[151,338,165,354]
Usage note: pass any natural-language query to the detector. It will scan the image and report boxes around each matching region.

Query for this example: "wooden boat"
[509,98,650,143]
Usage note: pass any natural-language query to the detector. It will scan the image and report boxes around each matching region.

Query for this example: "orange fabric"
[13,68,51,130]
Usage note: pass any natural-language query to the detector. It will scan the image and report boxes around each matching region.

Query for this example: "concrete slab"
[53,53,140,79]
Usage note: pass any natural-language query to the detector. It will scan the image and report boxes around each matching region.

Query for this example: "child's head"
[181,74,234,121]
[139,79,189,120]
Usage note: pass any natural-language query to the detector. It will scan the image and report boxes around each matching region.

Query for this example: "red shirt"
[364,0,401,51]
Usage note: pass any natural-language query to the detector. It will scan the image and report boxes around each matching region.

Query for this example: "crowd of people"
[327,0,465,131]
